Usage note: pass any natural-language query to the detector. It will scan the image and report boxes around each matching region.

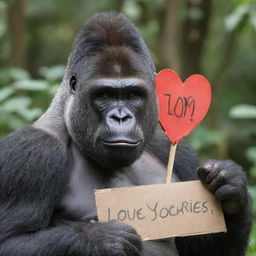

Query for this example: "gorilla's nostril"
[110,110,132,123]
[111,114,131,123]
[121,115,131,123]
[111,115,121,122]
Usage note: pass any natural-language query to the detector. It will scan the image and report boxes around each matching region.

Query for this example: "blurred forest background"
[0,0,256,254]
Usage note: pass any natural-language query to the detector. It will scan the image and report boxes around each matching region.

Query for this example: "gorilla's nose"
[107,108,133,125]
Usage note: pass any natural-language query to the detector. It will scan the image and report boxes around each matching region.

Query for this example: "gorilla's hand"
[197,160,248,215]
[81,221,142,256]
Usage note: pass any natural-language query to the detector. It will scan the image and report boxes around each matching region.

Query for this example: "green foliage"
[123,0,141,20]
[188,126,223,151]
[247,184,256,254]
[0,66,63,138]
[246,147,256,178]
[247,221,256,256]
[229,104,256,119]
[39,65,65,81]
[225,3,256,31]
[231,108,256,255]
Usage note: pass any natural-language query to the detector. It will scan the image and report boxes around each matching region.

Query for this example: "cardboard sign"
[95,181,227,241]
[156,69,211,144]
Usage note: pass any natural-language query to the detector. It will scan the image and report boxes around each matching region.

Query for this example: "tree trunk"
[180,0,212,79]
[159,0,181,72]
[7,0,27,68]
[208,13,248,128]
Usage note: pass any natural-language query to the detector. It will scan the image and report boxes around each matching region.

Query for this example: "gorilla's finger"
[124,233,142,252]
[207,171,227,192]
[204,168,221,184]
[123,237,142,256]
[197,159,217,182]
[215,185,240,202]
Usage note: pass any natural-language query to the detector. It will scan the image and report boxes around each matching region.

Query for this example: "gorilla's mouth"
[101,139,140,148]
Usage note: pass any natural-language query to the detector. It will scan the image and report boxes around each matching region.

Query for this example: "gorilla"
[0,12,252,256]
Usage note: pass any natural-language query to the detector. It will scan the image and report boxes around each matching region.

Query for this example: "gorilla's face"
[65,75,158,169]
[64,21,158,169]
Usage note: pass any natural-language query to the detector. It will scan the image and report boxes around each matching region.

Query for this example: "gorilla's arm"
[148,129,252,256]
[175,160,252,256]
[0,127,80,255]
[0,127,141,256]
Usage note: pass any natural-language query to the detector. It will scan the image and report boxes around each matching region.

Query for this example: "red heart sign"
[156,69,211,144]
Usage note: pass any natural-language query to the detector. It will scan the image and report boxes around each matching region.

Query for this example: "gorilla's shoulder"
[0,126,66,153]
[0,126,70,179]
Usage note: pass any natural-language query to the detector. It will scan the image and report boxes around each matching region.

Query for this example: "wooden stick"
[165,143,178,183]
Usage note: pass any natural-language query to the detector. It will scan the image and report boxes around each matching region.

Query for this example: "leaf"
[224,4,250,31]
[2,97,32,112]
[8,115,27,130]
[247,219,256,254]
[0,68,30,83]
[250,167,256,178]
[229,104,256,119]
[248,186,256,215]
[246,147,256,165]
[39,65,65,81]
[187,126,223,151]
[17,108,43,121]
[49,84,60,95]
[0,87,15,102]
[0,109,27,130]
[12,80,49,91]
[249,7,256,30]
[122,1,141,20]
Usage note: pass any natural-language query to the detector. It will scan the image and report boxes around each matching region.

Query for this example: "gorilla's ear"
[69,75,77,94]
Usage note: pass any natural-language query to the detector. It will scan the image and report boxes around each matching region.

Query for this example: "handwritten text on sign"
[164,94,195,121]
[95,181,227,241]
[156,69,211,144]
[107,199,208,222]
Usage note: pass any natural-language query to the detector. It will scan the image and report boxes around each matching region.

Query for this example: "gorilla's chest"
[58,150,176,222]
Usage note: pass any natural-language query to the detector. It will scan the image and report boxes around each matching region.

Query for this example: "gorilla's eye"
[127,90,142,100]
[99,92,110,100]
[70,75,77,94]
[98,91,113,100]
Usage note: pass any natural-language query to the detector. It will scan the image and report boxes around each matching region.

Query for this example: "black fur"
[0,12,252,256]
